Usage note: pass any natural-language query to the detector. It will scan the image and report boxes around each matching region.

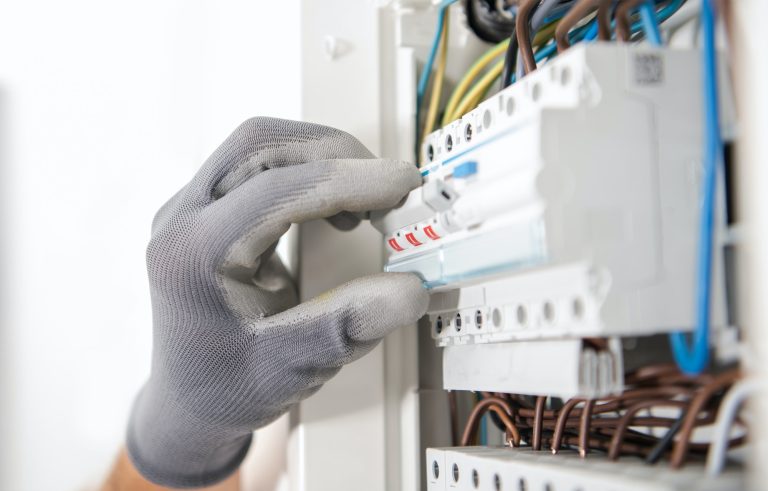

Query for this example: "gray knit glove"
[126,117,428,488]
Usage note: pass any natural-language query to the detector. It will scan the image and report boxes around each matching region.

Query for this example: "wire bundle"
[461,365,746,468]
[417,0,686,147]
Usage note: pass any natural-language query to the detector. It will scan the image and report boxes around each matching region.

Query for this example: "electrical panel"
[294,1,762,490]
[372,43,733,398]
[370,0,751,489]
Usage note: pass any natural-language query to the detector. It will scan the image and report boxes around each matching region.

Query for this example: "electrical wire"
[458,363,746,466]
[555,0,603,51]
[616,0,649,41]
[516,0,542,74]
[706,378,758,475]
[531,0,567,32]
[670,370,741,468]
[578,399,595,457]
[422,8,451,141]
[465,0,517,43]
[668,0,721,376]
[608,400,688,460]
[416,0,458,156]
[640,0,663,44]
[449,59,505,121]
[501,25,519,88]
[461,396,522,446]
[645,415,685,463]
[551,398,584,454]
[516,0,563,81]
[532,396,547,450]
[442,39,509,125]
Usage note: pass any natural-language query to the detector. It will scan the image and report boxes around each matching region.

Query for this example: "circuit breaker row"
[426,447,743,491]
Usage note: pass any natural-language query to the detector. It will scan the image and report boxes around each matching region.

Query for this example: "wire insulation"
[668,0,721,376]
[706,378,758,475]
[423,9,451,140]
[443,39,509,125]
[640,0,663,44]
[416,0,458,156]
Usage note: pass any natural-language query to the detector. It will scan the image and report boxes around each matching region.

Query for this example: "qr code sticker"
[633,53,664,85]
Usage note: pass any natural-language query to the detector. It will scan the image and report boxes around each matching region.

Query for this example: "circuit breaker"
[372,43,732,398]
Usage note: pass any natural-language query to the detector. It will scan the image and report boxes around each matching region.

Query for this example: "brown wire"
[481,393,517,416]
[461,397,522,447]
[670,370,742,468]
[608,399,689,460]
[551,398,584,453]
[479,367,743,464]
[615,0,647,42]
[595,0,614,40]
[579,400,596,457]
[532,396,547,450]
[516,0,540,74]
[659,372,716,387]
[541,433,651,457]
[514,415,679,430]
[610,385,696,405]
[625,363,680,385]
[555,0,610,52]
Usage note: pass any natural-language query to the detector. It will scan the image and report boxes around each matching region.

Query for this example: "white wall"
[0,1,300,489]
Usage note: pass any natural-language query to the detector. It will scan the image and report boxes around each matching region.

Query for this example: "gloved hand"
[127,117,428,488]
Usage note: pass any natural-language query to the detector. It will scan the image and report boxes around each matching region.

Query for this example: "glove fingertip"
[364,272,429,329]
[383,159,423,189]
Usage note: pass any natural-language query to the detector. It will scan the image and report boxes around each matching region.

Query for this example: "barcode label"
[633,53,664,85]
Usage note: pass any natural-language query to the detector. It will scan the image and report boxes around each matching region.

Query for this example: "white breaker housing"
[426,447,743,491]
[371,43,734,398]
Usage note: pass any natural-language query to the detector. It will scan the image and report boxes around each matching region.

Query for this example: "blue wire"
[669,0,721,375]
[584,20,600,41]
[656,0,685,22]
[507,0,685,92]
[639,0,663,45]
[416,0,458,153]
[507,20,591,84]
[417,0,458,114]
[583,0,682,42]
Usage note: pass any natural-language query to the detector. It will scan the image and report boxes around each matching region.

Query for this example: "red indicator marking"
[405,233,422,246]
[424,225,441,240]
[388,238,404,252]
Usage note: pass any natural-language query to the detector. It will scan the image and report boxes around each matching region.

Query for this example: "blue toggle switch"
[453,161,478,178]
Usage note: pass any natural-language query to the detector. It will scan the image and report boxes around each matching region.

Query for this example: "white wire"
[706,378,760,476]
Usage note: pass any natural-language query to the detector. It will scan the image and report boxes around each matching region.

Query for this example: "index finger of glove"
[204,158,420,267]
[185,117,377,206]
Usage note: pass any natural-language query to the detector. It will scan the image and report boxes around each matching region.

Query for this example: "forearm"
[101,448,240,491]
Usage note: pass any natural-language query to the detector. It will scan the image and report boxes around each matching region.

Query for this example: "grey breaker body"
[127,118,428,487]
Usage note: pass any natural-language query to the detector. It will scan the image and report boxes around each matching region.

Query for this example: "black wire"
[645,415,685,464]
[465,0,516,43]
[500,26,519,89]
[501,0,543,88]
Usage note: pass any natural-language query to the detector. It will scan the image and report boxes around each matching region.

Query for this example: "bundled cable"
[465,0,518,43]
[461,364,746,467]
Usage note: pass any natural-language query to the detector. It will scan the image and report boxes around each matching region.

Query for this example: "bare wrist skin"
[101,448,240,491]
